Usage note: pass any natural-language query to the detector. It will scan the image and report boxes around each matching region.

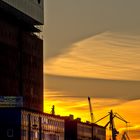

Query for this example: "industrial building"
[65,115,92,140]
[0,0,44,112]
[0,109,106,140]
[0,108,65,140]
[64,115,106,140]
[92,124,106,140]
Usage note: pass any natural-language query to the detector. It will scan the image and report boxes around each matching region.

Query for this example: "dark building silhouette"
[64,115,106,140]
[0,108,65,140]
[0,0,43,111]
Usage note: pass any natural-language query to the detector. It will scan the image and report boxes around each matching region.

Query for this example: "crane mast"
[95,110,129,140]
[88,97,94,123]
[109,110,119,140]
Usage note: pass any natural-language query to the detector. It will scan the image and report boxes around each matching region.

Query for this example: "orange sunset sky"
[43,1,140,139]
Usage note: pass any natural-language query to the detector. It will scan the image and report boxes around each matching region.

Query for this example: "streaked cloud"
[44,0,140,60]
[44,32,140,81]
[44,73,140,100]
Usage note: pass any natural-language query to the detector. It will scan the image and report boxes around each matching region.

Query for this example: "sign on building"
[0,96,23,107]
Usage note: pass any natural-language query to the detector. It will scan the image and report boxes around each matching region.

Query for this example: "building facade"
[0,0,44,111]
[64,116,106,140]
[92,124,106,140]
[77,121,92,140]
[0,108,65,140]
[0,108,106,140]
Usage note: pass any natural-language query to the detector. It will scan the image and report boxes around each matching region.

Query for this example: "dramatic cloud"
[44,74,140,100]
[44,1,140,139]
[44,32,140,81]
[44,0,140,60]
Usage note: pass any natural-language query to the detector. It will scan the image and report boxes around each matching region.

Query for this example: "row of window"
[1,127,62,140]
[21,129,60,140]
[97,129,106,136]
[0,22,18,47]
[21,129,39,139]
[93,127,106,136]
[78,124,92,133]
[22,34,42,57]
[46,118,64,128]
[21,112,65,130]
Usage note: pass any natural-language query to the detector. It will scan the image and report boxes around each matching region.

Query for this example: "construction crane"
[88,97,94,123]
[121,132,130,140]
[95,110,129,140]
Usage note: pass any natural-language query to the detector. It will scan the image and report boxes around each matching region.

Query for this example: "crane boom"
[88,97,94,123]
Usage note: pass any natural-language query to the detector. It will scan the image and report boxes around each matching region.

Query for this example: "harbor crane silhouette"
[95,110,129,140]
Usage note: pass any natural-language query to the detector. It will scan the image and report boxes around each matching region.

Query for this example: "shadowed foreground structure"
[0,0,43,111]
[0,1,106,140]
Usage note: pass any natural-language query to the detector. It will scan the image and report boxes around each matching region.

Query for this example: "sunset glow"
[44,32,140,139]
[44,90,140,139]
[44,1,140,139]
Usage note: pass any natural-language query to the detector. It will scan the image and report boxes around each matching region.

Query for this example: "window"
[21,129,26,137]
[30,131,34,138]
[38,0,41,4]
[35,131,38,139]
[31,87,34,96]
[7,129,14,137]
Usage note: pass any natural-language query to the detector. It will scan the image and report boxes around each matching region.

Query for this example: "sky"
[43,0,140,139]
